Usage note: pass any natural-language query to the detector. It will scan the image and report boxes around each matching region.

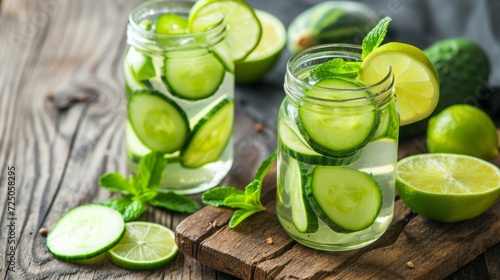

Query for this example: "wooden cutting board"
[175,137,500,280]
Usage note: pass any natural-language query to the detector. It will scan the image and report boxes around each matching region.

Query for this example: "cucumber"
[46,205,125,261]
[372,101,398,140]
[306,166,382,232]
[128,91,190,154]
[153,13,188,35]
[180,99,233,168]
[164,51,225,100]
[279,122,361,166]
[287,1,377,54]
[297,78,377,157]
[287,157,318,233]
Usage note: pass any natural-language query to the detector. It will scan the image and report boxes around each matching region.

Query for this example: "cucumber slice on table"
[297,78,377,157]
[279,122,361,166]
[128,91,190,154]
[46,205,125,261]
[306,166,382,232]
[180,99,233,168]
[164,51,225,100]
[287,157,318,233]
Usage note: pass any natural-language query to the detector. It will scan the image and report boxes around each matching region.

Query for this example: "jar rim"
[127,0,226,51]
[285,43,394,104]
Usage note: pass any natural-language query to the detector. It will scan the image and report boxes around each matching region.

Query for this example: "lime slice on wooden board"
[107,221,179,270]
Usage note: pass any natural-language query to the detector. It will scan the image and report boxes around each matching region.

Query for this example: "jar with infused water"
[276,44,398,251]
[124,0,234,194]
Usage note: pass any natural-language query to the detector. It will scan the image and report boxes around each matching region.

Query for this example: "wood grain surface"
[0,0,499,279]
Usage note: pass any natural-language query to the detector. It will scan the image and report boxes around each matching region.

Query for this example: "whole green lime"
[426,104,498,161]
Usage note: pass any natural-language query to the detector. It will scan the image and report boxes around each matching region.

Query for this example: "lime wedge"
[107,222,178,270]
[47,205,125,261]
[358,42,440,126]
[154,13,188,34]
[397,153,500,222]
[235,9,286,84]
[188,0,262,63]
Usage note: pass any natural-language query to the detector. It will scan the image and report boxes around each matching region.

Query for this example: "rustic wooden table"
[1,0,499,279]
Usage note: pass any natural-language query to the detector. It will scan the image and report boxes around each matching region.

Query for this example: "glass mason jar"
[124,0,234,194]
[276,44,398,251]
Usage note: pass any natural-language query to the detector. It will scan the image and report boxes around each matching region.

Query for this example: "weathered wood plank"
[176,139,500,280]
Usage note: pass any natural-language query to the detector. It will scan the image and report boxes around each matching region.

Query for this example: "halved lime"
[397,153,500,222]
[188,0,262,63]
[46,205,125,261]
[358,42,440,126]
[107,222,178,270]
[235,9,286,84]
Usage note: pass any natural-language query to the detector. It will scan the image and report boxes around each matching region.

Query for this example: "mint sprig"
[98,152,200,221]
[362,16,392,59]
[308,16,392,82]
[201,151,277,228]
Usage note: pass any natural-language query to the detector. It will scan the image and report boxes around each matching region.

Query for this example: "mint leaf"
[150,192,200,213]
[309,58,361,83]
[201,151,276,228]
[135,151,167,192]
[229,208,265,228]
[123,200,147,221]
[99,196,146,222]
[202,186,244,207]
[244,180,262,206]
[362,17,392,59]
[223,193,253,209]
[98,172,135,194]
[255,151,277,182]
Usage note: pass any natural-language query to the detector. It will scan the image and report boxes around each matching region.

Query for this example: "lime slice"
[47,205,125,261]
[235,9,286,84]
[358,42,440,126]
[188,0,262,63]
[397,153,500,222]
[107,222,178,270]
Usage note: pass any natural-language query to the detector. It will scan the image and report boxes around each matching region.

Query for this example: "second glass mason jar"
[276,44,398,251]
[124,0,234,194]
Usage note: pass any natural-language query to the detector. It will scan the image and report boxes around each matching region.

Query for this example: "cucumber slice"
[373,101,398,140]
[46,205,125,261]
[153,13,188,35]
[297,78,377,157]
[180,99,233,168]
[287,158,318,233]
[279,122,361,166]
[164,52,225,100]
[306,166,382,232]
[128,91,190,153]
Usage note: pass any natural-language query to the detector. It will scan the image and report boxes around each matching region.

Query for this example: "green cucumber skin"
[128,90,190,154]
[279,141,361,166]
[290,163,319,233]
[302,168,346,233]
[180,99,233,168]
[163,54,225,101]
[296,109,380,158]
[304,166,383,232]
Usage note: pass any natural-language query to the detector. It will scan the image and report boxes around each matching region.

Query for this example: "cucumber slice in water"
[287,158,318,233]
[307,166,382,232]
[164,51,225,100]
[128,91,189,153]
[46,205,125,261]
[297,78,377,157]
[180,99,233,168]
[279,122,361,166]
